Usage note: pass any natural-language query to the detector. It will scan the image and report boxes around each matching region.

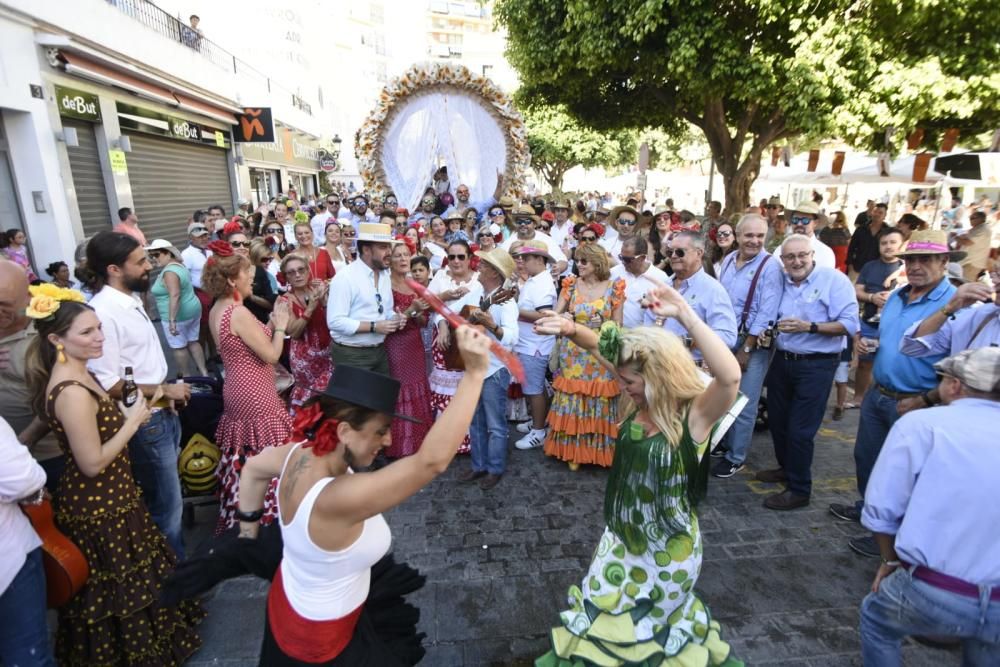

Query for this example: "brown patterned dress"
[46,379,204,666]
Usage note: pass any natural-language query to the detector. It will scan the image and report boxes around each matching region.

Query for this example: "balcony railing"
[107,0,314,116]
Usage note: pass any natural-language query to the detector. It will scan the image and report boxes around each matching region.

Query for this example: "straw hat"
[475,247,515,280]
[511,239,553,262]
[145,239,182,259]
[512,205,540,223]
[788,200,821,216]
[552,199,572,211]
[356,222,401,244]
[897,229,966,261]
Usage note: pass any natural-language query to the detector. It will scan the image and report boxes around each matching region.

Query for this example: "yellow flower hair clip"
[26,284,86,320]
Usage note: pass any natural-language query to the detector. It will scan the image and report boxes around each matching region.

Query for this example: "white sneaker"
[515,428,546,450]
[515,421,532,434]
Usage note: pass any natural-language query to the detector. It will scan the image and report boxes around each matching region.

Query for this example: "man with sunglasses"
[777,200,836,270]
[642,231,737,354]
[711,215,784,478]
[609,237,667,329]
[339,194,376,231]
[760,235,859,511]
[408,193,440,227]
[600,205,640,257]
[310,194,343,240]
[500,205,568,275]
[549,199,575,255]
[181,222,212,289]
[326,222,403,374]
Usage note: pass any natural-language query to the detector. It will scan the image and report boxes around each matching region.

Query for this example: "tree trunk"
[538,161,569,193]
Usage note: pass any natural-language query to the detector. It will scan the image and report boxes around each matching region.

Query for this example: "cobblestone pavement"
[184,402,961,666]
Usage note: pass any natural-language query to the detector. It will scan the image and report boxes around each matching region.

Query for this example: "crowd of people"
[1,173,998,666]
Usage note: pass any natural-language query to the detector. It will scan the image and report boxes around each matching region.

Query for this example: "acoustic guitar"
[442,286,518,371]
[21,498,89,607]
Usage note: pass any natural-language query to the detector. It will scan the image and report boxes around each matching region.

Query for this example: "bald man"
[0,260,66,490]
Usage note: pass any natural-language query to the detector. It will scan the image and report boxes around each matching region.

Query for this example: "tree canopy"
[522,103,636,192]
[496,0,1000,211]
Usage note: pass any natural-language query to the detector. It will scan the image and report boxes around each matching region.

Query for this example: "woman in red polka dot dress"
[204,241,293,534]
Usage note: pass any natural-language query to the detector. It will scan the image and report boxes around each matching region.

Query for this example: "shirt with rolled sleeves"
[717,251,784,336]
[774,267,859,354]
[480,290,519,379]
[87,285,168,388]
[326,259,394,346]
[643,268,738,354]
[862,398,1000,586]
[901,303,1000,357]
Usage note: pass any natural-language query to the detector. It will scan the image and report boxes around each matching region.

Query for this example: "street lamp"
[331,134,342,161]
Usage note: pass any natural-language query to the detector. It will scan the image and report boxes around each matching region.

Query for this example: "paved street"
[183,402,961,666]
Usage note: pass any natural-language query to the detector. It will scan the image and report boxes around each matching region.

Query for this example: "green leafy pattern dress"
[537,414,741,667]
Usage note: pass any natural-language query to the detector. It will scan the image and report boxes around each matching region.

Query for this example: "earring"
[233,288,242,303]
[56,343,66,363]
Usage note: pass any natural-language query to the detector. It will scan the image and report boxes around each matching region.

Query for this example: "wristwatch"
[742,345,752,354]
[370,321,376,334]
[809,322,819,334]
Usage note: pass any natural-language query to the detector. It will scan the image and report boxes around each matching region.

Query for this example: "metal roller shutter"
[63,119,112,239]
[125,133,232,247]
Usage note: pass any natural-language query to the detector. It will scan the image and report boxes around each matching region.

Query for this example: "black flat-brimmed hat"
[321,365,420,422]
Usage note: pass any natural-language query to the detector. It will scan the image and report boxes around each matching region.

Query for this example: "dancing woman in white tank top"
[235,326,491,665]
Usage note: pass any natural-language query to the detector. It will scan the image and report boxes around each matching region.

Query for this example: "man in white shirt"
[511,241,558,451]
[180,223,211,289]
[500,205,568,275]
[326,222,404,374]
[309,200,333,241]
[776,200,836,270]
[0,416,54,666]
[338,194,377,231]
[610,237,668,328]
[459,248,519,490]
[600,205,642,260]
[86,231,191,557]
[549,199,575,254]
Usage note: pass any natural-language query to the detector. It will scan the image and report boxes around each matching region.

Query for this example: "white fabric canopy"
[380,90,508,212]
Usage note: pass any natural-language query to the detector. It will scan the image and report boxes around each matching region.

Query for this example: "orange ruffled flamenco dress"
[544,276,625,467]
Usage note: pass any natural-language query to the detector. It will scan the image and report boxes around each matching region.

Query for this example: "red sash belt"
[267,566,364,663]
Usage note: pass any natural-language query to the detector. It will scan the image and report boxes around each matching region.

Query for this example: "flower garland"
[355,62,531,203]
[25,283,86,320]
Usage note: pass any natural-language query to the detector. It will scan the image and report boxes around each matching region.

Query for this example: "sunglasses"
[669,248,688,258]
[231,240,251,248]
[489,210,505,217]
[327,200,339,206]
[537,225,551,232]
[717,231,733,238]
[422,199,436,205]
[618,218,637,226]
[618,254,644,263]
[576,258,590,265]
[265,227,283,234]
[285,267,308,276]
[375,292,384,315]
[790,215,813,226]
[580,235,598,242]
[448,254,468,261]
[262,256,274,263]
[515,218,533,226]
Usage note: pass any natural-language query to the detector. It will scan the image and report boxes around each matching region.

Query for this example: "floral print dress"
[544,276,625,467]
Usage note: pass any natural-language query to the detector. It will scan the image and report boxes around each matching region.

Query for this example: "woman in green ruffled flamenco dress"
[533,284,743,667]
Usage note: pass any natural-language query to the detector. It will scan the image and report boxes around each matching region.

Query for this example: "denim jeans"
[860,567,1000,666]
[469,368,510,475]
[0,547,56,666]
[853,387,902,510]
[765,354,838,496]
[723,348,771,465]
[128,410,184,558]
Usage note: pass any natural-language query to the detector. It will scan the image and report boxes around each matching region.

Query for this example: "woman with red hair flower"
[383,237,433,458]
[204,240,292,534]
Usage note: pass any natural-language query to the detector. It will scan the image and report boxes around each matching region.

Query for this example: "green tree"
[522,103,636,192]
[496,0,1000,212]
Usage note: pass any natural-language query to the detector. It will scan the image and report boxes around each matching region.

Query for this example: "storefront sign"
[233,107,276,143]
[108,149,128,175]
[55,85,101,122]
[241,124,321,171]
[116,102,230,149]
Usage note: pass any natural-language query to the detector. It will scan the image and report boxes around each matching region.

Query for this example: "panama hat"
[552,199,572,210]
[511,239,554,263]
[897,229,966,261]
[145,239,181,258]
[322,365,419,422]
[475,247,516,280]
[356,222,401,244]
[443,207,465,221]
[934,347,1000,393]
[788,200,821,216]
[512,205,540,223]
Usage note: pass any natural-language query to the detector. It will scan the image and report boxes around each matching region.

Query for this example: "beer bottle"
[122,366,139,407]
[758,321,777,350]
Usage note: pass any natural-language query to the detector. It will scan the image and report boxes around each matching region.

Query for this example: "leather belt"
[333,341,380,349]
[903,562,1000,601]
[876,384,921,400]
[780,351,839,361]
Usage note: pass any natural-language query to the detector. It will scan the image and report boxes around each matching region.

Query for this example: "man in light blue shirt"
[829,230,958,558]
[458,248,519,490]
[901,266,1000,356]
[712,215,784,478]
[326,223,403,374]
[759,235,859,511]
[859,347,1000,666]
[643,231,737,355]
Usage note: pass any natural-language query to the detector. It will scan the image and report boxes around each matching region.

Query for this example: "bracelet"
[20,488,44,506]
[234,507,264,522]
[880,557,901,567]
[938,306,953,319]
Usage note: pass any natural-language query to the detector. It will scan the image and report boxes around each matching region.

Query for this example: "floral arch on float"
[355,62,530,211]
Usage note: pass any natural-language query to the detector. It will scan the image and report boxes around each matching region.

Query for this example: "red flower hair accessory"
[207,240,234,257]
[222,221,243,237]
[396,234,417,256]
[469,242,481,271]
[291,402,341,456]
[396,207,410,218]
[586,223,605,238]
